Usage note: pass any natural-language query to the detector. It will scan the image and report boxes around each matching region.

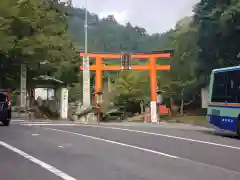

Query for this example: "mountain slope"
[67,7,172,53]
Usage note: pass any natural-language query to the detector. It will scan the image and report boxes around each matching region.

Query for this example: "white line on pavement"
[79,124,240,150]
[0,141,76,180]
[44,127,179,159]
[12,121,50,124]
[11,120,25,122]
[22,124,78,126]
[44,127,240,175]
[25,122,50,124]
[22,122,240,150]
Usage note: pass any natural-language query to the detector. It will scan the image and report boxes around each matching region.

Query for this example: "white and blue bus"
[208,66,240,136]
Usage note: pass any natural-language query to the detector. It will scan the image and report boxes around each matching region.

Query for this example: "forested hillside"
[66,6,175,103]
[65,1,240,110]
[66,6,201,107]
[67,7,172,52]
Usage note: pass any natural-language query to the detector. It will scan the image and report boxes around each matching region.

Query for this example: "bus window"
[225,71,236,103]
[211,72,227,102]
[236,75,240,103]
[222,70,240,103]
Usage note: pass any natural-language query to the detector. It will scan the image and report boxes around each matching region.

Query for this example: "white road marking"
[44,127,240,175]
[11,120,25,122]
[23,122,50,124]
[12,121,50,124]
[58,144,72,149]
[28,122,50,123]
[22,122,240,150]
[44,127,179,159]
[0,141,76,180]
[79,124,240,150]
[22,124,77,126]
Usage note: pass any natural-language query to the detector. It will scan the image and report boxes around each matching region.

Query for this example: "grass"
[126,114,210,128]
[166,115,210,127]
[126,115,144,122]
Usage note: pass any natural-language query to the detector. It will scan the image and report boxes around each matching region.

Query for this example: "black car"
[0,90,11,126]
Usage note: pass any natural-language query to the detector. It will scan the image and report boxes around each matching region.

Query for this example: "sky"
[72,0,199,34]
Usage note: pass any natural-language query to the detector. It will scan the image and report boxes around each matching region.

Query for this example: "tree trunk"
[107,74,111,92]
[168,97,173,117]
[140,101,144,114]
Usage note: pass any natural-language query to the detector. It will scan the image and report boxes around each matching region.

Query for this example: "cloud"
[72,0,199,34]
[98,11,129,25]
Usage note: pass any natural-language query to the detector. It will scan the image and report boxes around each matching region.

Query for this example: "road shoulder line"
[79,124,240,150]
[44,127,179,159]
[0,141,76,180]
[44,127,240,175]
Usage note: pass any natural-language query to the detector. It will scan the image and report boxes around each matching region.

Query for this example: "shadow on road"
[0,124,9,127]
[198,129,239,140]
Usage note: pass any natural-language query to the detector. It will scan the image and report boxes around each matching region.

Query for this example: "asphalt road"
[1,120,240,180]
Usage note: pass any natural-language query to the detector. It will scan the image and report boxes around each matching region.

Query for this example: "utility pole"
[64,0,90,108]
[82,0,91,108]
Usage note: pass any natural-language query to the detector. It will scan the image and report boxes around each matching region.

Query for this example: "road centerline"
[0,141,77,180]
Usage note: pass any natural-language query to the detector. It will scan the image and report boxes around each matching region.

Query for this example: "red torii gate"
[80,50,172,122]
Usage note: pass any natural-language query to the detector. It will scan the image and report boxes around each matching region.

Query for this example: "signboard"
[121,52,132,70]
[201,86,209,108]
[20,64,27,108]
[150,101,157,123]
[83,56,90,71]
[60,88,68,119]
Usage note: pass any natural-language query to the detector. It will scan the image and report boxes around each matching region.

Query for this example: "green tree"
[0,0,79,88]
[194,0,240,77]
[113,71,150,106]
[156,17,200,111]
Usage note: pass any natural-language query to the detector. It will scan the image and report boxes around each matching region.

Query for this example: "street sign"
[121,52,132,70]
[83,56,89,71]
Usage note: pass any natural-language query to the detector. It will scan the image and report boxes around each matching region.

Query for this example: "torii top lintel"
[79,50,173,59]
